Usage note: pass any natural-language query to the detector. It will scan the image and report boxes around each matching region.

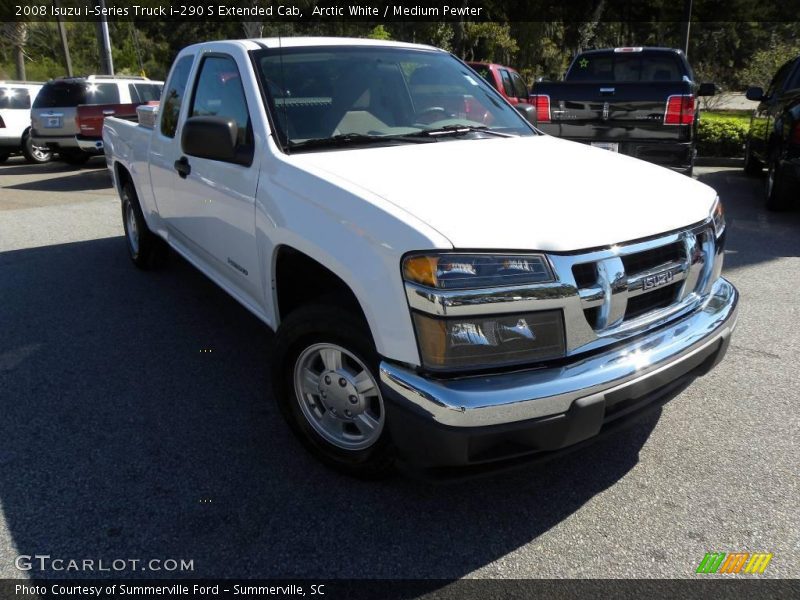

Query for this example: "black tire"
[272,303,395,479]
[121,180,168,269]
[59,149,91,165]
[21,131,52,164]
[0,153,9,163]
[765,157,792,212]
[743,139,763,176]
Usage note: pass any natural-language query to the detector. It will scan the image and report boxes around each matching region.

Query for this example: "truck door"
[166,53,261,302]
[751,61,793,163]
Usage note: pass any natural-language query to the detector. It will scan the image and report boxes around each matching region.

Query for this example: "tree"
[2,22,28,80]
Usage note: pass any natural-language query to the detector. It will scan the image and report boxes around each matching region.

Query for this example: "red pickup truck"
[467,62,535,122]
[75,102,158,153]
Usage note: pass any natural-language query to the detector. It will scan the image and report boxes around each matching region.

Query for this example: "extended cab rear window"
[0,87,31,109]
[33,81,120,108]
[129,83,163,103]
[566,52,686,82]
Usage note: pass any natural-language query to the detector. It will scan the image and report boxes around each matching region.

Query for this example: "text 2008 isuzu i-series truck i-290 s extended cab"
[104,38,738,478]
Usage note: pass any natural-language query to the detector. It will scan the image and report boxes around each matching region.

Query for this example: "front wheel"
[272,304,395,478]
[21,131,52,164]
[765,157,792,212]
[743,139,763,176]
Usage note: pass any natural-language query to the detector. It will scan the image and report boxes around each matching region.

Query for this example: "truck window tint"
[129,83,163,103]
[86,83,120,104]
[0,88,31,109]
[500,69,514,96]
[33,82,86,108]
[510,72,528,98]
[190,55,252,147]
[568,53,684,82]
[160,55,194,138]
[786,62,800,91]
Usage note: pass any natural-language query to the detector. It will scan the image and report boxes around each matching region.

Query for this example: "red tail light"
[664,94,695,125]
[0,115,5,128]
[534,94,551,123]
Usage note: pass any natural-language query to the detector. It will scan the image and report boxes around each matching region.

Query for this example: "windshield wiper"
[288,132,435,151]
[407,125,515,138]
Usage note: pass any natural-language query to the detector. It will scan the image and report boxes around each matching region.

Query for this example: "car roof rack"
[87,74,150,80]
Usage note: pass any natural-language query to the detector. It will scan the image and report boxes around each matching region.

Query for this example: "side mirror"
[745,86,765,102]
[515,104,536,124]
[182,116,239,163]
[698,82,716,97]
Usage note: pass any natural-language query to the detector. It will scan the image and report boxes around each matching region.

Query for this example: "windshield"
[253,46,535,151]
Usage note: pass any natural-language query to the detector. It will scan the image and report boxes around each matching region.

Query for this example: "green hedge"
[696,116,749,158]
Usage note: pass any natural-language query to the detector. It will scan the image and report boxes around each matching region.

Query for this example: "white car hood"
[290,135,717,252]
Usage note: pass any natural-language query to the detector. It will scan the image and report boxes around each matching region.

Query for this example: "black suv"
[743,55,800,210]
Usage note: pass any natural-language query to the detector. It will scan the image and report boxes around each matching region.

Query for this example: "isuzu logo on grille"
[643,270,675,290]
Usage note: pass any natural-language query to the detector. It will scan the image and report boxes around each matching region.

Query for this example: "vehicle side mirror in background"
[745,86,765,102]
[182,116,239,163]
[698,83,716,97]
[515,104,536,124]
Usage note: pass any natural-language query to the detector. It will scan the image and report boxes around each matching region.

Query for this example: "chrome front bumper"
[380,277,738,430]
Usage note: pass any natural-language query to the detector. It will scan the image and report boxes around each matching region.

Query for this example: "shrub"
[696,116,749,158]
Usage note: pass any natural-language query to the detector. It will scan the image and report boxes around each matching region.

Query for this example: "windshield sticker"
[579,58,589,68]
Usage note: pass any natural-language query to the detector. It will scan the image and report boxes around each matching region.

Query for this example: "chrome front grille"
[405,219,723,359]
[569,233,709,333]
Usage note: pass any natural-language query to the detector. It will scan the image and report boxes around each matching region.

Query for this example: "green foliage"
[697,115,750,157]
[462,22,518,64]
[365,25,392,41]
[739,42,800,89]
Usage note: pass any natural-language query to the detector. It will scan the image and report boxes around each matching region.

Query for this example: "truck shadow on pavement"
[696,169,800,272]
[0,235,662,580]
[4,168,112,193]
[0,156,107,177]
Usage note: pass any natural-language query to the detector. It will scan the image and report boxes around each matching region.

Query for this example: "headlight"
[403,253,553,289]
[412,310,566,371]
[711,196,725,238]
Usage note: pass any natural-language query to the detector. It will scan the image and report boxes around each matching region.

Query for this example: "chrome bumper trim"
[381,277,738,428]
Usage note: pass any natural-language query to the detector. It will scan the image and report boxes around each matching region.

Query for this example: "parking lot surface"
[0,157,798,579]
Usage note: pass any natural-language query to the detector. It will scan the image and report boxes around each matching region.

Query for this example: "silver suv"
[31,75,162,164]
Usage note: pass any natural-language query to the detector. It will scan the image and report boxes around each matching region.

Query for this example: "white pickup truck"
[104,37,738,478]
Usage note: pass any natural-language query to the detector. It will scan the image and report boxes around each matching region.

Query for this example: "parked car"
[0,81,52,163]
[531,47,716,175]
[104,38,738,478]
[743,55,800,210]
[75,100,159,154]
[31,74,162,165]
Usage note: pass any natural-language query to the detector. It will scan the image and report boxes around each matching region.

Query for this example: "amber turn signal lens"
[403,255,439,288]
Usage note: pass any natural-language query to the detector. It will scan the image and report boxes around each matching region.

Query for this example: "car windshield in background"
[253,46,534,151]
[0,87,31,109]
[32,81,120,108]
[567,52,686,82]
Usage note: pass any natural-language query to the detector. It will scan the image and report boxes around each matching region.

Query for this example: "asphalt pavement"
[0,156,797,581]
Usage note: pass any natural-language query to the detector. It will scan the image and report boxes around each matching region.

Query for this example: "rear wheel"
[121,180,168,269]
[0,153,9,163]
[272,304,395,478]
[59,149,91,165]
[21,131,52,164]
[765,156,792,211]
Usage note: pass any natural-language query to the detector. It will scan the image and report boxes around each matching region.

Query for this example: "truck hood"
[290,135,717,252]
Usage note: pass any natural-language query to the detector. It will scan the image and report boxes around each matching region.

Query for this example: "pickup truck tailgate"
[77,103,142,138]
[534,81,693,140]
